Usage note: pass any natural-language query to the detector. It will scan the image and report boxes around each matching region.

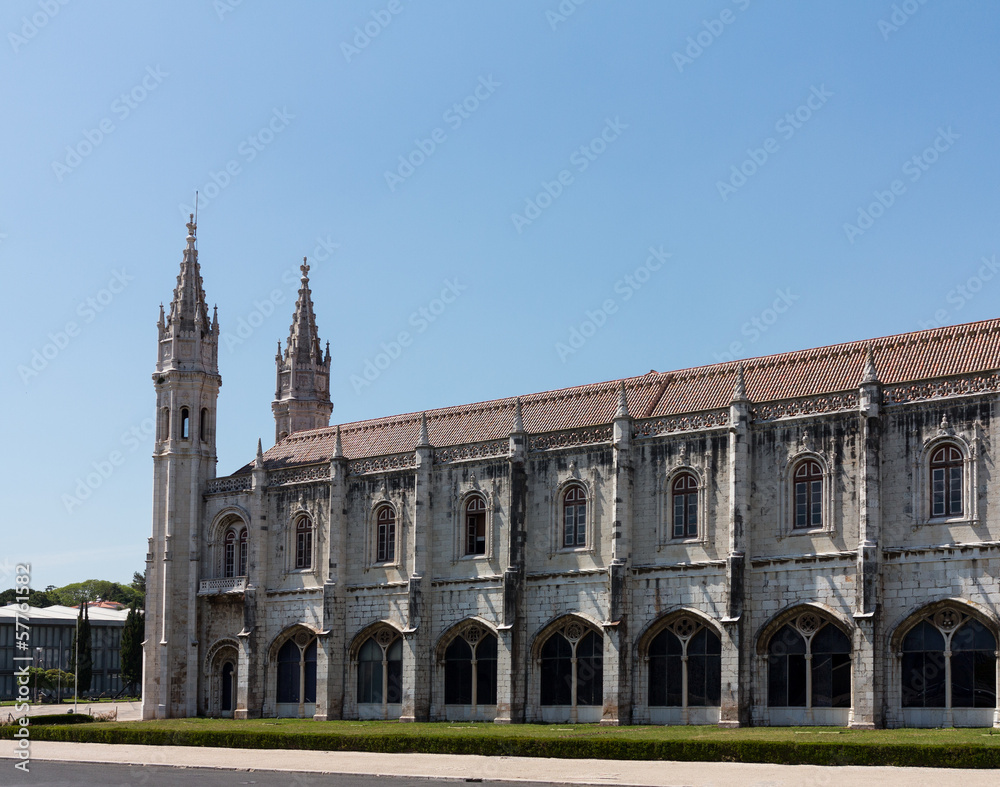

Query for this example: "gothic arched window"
[793,460,823,529]
[671,473,699,539]
[465,496,487,556]
[375,505,396,564]
[276,636,317,706]
[767,612,851,708]
[562,485,587,548]
[295,516,313,570]
[539,622,602,707]
[648,617,721,707]
[444,626,498,706]
[357,629,403,705]
[930,444,963,517]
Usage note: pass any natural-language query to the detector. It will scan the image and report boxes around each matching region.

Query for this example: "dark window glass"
[563,486,587,547]
[793,461,822,528]
[687,627,722,706]
[444,637,473,705]
[575,631,603,707]
[930,446,963,517]
[357,638,382,704]
[220,662,234,712]
[295,518,313,569]
[180,408,190,440]
[303,639,317,703]
[238,528,248,577]
[768,624,807,706]
[465,497,487,555]
[376,507,396,563]
[276,640,299,703]
[901,621,946,708]
[540,632,573,705]
[476,634,498,706]
[648,628,683,707]
[386,638,403,704]
[224,529,238,578]
[811,624,852,708]
[671,474,699,539]
[951,619,997,708]
[200,408,209,442]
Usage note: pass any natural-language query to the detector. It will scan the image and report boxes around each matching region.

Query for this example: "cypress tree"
[70,603,93,695]
[119,602,144,694]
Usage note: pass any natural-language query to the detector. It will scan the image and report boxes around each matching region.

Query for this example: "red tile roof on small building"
[244,318,1000,471]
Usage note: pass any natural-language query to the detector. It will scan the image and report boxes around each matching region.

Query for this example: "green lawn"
[6,717,1000,768]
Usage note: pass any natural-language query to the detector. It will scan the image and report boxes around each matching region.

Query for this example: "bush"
[25,714,94,726]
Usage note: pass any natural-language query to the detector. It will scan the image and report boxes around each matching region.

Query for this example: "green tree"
[131,571,146,607]
[119,602,144,694]
[70,604,93,694]
[0,588,59,607]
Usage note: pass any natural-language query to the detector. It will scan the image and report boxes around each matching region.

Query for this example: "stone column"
[852,350,882,728]
[721,366,750,727]
[401,415,432,722]
[317,436,348,720]
[243,445,267,717]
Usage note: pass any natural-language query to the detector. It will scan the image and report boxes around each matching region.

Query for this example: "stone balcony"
[198,576,247,596]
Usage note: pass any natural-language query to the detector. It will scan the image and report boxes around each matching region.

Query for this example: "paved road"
[4,741,1000,787]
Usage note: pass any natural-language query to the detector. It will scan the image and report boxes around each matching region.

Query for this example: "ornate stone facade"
[144,222,1000,728]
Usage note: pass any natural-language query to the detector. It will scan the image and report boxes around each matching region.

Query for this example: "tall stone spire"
[156,215,218,375]
[272,257,333,442]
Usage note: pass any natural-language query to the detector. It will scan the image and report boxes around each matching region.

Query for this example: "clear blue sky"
[2,1,998,590]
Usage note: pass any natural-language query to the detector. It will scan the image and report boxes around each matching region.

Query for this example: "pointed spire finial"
[186,213,196,239]
[417,412,430,447]
[332,425,344,458]
[861,344,880,385]
[615,380,630,419]
[732,363,748,402]
[301,256,310,281]
[512,397,525,434]
[255,438,265,468]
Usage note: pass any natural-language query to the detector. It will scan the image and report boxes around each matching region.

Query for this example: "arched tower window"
[159,407,170,441]
[295,516,313,570]
[766,611,851,708]
[930,444,963,517]
[200,408,209,442]
[180,407,190,440]
[793,460,823,529]
[671,473,699,539]
[465,496,487,556]
[562,485,587,548]
[375,505,396,564]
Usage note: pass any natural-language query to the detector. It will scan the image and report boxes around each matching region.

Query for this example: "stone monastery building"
[143,219,1000,728]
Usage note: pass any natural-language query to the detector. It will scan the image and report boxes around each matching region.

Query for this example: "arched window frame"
[437,620,499,710]
[224,529,237,578]
[641,612,723,712]
[893,602,998,715]
[372,503,399,566]
[453,489,493,561]
[200,407,210,443]
[208,510,250,581]
[293,514,313,571]
[913,432,978,526]
[551,478,593,554]
[532,616,603,720]
[350,624,404,718]
[272,629,318,715]
[179,407,190,440]
[778,451,834,537]
[660,465,708,546]
[758,608,853,711]
[158,406,170,442]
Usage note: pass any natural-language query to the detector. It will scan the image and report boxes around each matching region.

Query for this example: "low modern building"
[0,604,129,700]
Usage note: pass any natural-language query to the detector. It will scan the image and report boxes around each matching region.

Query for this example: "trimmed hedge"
[21,713,94,726]
[1,723,998,768]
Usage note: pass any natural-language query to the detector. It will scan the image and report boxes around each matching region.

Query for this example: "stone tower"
[271,258,332,442]
[143,215,221,719]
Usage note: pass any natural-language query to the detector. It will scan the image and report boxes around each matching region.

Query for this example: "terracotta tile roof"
[240,318,1000,472]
